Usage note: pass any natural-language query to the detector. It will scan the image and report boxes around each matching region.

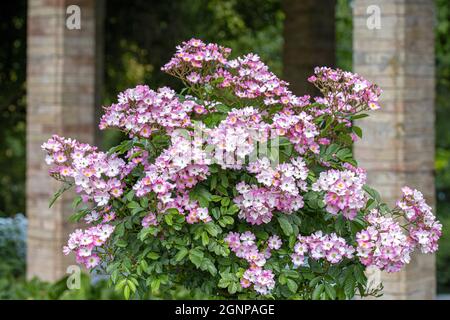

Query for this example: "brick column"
[27,0,98,281]
[353,0,436,299]
[282,0,336,95]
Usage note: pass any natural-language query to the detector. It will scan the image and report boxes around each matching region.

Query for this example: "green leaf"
[150,278,161,293]
[228,282,238,294]
[115,279,127,291]
[201,232,210,246]
[352,126,363,138]
[205,223,221,237]
[127,201,141,209]
[218,279,230,288]
[277,215,293,236]
[365,198,377,210]
[164,214,173,226]
[165,208,180,215]
[49,182,73,208]
[221,216,234,225]
[324,283,336,300]
[204,259,217,276]
[312,283,324,300]
[116,239,127,248]
[140,259,148,272]
[215,104,230,113]
[227,204,240,215]
[351,113,369,120]
[147,252,160,260]
[71,196,82,209]
[125,190,135,202]
[309,276,322,288]
[363,185,381,202]
[221,197,230,207]
[353,265,367,284]
[287,279,298,293]
[68,210,88,223]
[175,248,188,262]
[344,275,356,298]
[219,172,229,188]
[210,175,218,190]
[189,249,204,268]
[123,285,131,300]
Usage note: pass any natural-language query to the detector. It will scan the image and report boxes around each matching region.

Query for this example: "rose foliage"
[43,39,441,300]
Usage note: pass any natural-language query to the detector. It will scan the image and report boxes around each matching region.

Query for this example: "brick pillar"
[27,0,98,281]
[282,0,336,95]
[353,0,436,299]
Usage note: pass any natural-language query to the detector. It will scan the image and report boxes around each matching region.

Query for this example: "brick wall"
[353,0,436,299]
[26,0,97,281]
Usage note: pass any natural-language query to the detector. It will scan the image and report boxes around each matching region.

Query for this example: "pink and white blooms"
[308,66,382,114]
[234,182,304,225]
[291,231,355,267]
[356,187,442,273]
[99,86,204,137]
[63,224,115,269]
[43,39,441,299]
[225,231,279,294]
[142,213,158,228]
[272,108,320,154]
[397,187,442,254]
[248,156,309,195]
[356,209,413,272]
[162,38,230,76]
[312,165,367,220]
[42,135,126,207]
[206,107,270,169]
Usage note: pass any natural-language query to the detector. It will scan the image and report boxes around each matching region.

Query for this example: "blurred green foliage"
[0,274,120,300]
[0,272,213,300]
[0,1,26,217]
[435,0,450,292]
[335,0,353,71]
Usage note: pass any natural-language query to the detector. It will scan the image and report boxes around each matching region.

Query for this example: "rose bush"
[43,39,442,299]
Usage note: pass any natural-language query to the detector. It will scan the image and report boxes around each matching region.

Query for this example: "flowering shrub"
[43,39,441,300]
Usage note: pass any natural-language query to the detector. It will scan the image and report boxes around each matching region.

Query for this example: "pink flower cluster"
[84,206,116,224]
[224,231,279,294]
[272,108,320,154]
[234,182,304,225]
[232,156,309,225]
[397,187,442,254]
[291,231,355,267]
[132,132,212,223]
[206,107,270,169]
[312,165,367,220]
[42,135,126,206]
[308,67,382,114]
[221,54,301,108]
[133,133,209,197]
[248,156,309,195]
[142,212,158,228]
[163,39,306,111]
[162,38,231,77]
[63,224,115,269]
[356,188,442,272]
[99,86,206,138]
[356,209,413,272]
